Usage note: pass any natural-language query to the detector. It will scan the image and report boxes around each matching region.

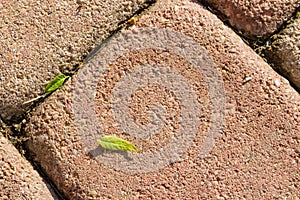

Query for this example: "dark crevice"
[199,0,300,93]
[3,119,66,200]
[4,92,53,126]
[24,147,68,200]
[71,0,157,73]
[0,115,5,128]
[198,0,253,45]
[2,0,297,199]
[3,0,157,125]
[198,0,300,47]
[9,0,157,126]
[199,1,300,46]
[257,7,300,93]
[253,6,300,51]
[4,1,158,200]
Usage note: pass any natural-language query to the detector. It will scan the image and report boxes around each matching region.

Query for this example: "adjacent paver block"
[0,133,55,199]
[204,0,300,39]
[25,0,300,199]
[0,0,152,122]
[265,11,300,91]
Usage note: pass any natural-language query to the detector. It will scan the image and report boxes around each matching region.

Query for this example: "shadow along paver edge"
[265,11,300,91]
[0,0,153,122]
[203,0,300,39]
[0,133,55,200]
[25,0,300,199]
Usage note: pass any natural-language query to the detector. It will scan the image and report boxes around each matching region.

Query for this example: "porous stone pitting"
[24,0,300,199]
[204,0,300,39]
[0,133,54,200]
[265,12,300,91]
[94,49,210,150]
[0,0,152,122]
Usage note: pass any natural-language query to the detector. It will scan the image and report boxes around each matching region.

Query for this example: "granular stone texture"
[265,12,300,91]
[0,0,153,122]
[25,0,300,199]
[203,0,300,39]
[0,133,55,200]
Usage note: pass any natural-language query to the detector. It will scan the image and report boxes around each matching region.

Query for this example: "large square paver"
[25,0,300,199]
[204,0,300,39]
[0,0,153,122]
[265,12,300,91]
[0,133,55,199]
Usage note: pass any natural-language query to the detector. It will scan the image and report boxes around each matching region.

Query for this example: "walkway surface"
[1,0,299,199]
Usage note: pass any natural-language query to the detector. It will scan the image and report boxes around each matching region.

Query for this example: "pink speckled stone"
[204,0,300,39]
[0,0,151,122]
[0,133,55,199]
[25,0,300,199]
[265,12,300,91]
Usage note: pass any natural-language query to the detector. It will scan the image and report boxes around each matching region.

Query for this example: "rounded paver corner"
[265,11,300,91]
[23,0,300,199]
[0,133,55,200]
[204,0,300,39]
[0,0,154,123]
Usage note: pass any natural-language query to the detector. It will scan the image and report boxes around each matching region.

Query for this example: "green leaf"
[44,74,69,93]
[97,135,138,152]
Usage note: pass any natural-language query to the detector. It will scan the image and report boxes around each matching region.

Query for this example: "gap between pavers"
[25,0,300,199]
[202,0,300,39]
[0,0,154,123]
[0,132,56,200]
[265,11,300,92]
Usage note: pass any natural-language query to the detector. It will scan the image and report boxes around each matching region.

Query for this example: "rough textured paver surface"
[24,0,300,199]
[265,11,300,91]
[0,133,55,200]
[203,0,300,39]
[0,0,152,122]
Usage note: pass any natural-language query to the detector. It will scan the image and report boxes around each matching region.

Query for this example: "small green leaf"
[44,74,69,93]
[97,135,138,152]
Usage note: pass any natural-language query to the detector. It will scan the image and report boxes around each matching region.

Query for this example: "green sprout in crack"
[44,73,70,93]
[23,73,70,105]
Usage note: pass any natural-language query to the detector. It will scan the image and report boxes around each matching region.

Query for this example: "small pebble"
[274,78,281,87]
[89,190,97,196]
